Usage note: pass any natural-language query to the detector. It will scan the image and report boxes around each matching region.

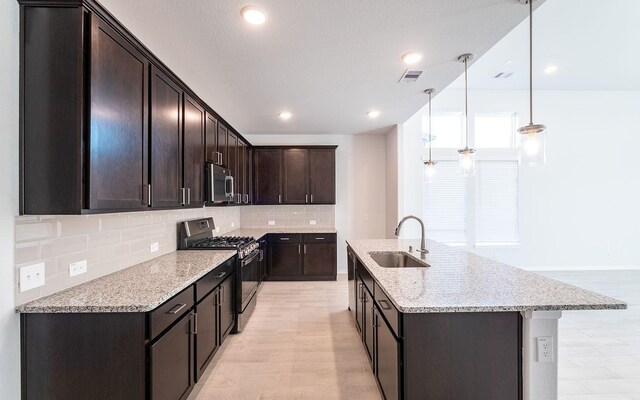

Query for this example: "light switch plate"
[150,242,159,253]
[20,263,45,292]
[268,220,275,226]
[69,260,87,277]
[309,220,317,225]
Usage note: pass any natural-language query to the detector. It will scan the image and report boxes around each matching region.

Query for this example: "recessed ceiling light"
[402,52,423,65]
[544,65,558,74]
[279,111,292,120]
[241,6,267,25]
[367,110,380,119]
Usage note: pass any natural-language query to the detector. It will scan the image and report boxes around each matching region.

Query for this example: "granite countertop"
[227,227,338,238]
[347,239,627,313]
[15,250,237,313]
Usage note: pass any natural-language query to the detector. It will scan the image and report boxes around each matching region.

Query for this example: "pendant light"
[423,88,437,182]
[457,53,475,177]
[518,0,546,165]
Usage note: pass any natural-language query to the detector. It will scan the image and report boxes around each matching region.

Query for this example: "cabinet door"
[268,243,302,277]
[205,112,218,164]
[363,289,375,366]
[238,141,248,204]
[309,148,336,204]
[220,276,236,340]
[355,274,363,334]
[217,124,228,167]
[303,243,336,277]
[88,14,149,211]
[375,309,400,400]
[195,291,218,382]
[254,149,282,204]
[283,149,309,204]
[150,67,182,208]
[150,312,195,400]
[183,95,205,207]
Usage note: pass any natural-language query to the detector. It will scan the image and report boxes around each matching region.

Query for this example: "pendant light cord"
[428,91,432,161]
[529,0,533,125]
[464,56,469,147]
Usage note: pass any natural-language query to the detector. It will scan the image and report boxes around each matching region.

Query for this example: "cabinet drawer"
[195,258,235,302]
[148,286,195,340]
[303,233,336,243]
[269,234,302,243]
[374,282,400,338]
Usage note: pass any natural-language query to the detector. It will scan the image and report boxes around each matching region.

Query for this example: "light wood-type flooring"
[189,271,640,400]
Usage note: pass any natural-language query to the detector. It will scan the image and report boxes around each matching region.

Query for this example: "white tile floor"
[189,271,640,400]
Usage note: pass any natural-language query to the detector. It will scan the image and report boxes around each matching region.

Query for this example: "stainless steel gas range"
[178,218,261,332]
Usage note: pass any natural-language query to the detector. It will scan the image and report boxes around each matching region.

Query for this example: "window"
[423,162,467,245]
[422,113,520,248]
[475,161,519,245]
[423,113,464,149]
[474,113,518,149]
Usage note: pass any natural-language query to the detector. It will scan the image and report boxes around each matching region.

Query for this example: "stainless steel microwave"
[206,163,233,203]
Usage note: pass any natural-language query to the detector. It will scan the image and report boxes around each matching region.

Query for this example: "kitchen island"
[346,239,626,400]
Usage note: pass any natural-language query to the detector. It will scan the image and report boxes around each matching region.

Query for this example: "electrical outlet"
[215,227,220,233]
[309,220,317,225]
[268,220,275,226]
[363,214,369,221]
[150,242,159,253]
[69,260,87,277]
[20,263,45,292]
[537,336,554,362]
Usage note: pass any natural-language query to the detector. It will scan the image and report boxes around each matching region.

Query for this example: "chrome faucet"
[395,215,428,258]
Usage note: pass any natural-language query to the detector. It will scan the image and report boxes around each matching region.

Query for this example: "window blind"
[423,161,467,244]
[475,161,519,244]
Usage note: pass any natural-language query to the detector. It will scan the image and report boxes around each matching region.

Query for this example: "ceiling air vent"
[494,72,514,79]
[399,69,423,83]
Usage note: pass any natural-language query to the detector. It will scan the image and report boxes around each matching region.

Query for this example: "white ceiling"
[448,0,640,91]
[99,0,539,135]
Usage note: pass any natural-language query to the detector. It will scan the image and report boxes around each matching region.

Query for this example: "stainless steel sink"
[369,252,430,268]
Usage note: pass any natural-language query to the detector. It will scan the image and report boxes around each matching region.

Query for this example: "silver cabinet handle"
[379,299,392,310]
[245,194,249,204]
[298,244,301,254]
[167,303,186,314]
[209,167,215,202]
[217,152,222,165]
[311,194,314,203]
[304,244,307,254]
[146,184,152,206]
[190,312,198,334]
[280,237,290,241]
[315,237,325,240]
[213,271,226,278]
[305,194,308,203]
[278,194,282,204]
[187,188,191,204]
[181,188,186,205]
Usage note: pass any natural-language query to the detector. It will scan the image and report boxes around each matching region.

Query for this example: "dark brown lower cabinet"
[20,262,237,400]
[266,234,337,281]
[195,290,219,381]
[374,308,400,400]
[150,312,196,400]
[350,249,522,400]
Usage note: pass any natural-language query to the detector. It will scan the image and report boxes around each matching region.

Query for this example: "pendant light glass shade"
[519,0,547,165]
[457,54,475,176]
[457,147,475,177]
[422,88,438,182]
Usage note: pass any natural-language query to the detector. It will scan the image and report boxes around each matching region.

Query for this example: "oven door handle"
[242,250,260,266]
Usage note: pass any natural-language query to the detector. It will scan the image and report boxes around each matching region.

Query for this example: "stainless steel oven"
[206,163,233,204]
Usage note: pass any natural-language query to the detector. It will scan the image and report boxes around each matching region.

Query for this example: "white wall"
[246,134,388,272]
[401,88,640,269]
[385,126,399,239]
[1,0,22,397]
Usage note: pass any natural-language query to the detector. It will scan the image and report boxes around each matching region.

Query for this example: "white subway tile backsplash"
[14,205,333,305]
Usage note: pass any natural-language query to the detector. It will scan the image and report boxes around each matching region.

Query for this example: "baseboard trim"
[520,265,640,272]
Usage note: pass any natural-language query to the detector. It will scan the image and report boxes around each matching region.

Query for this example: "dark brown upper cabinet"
[309,148,336,204]
[18,1,252,215]
[253,148,283,205]
[238,141,251,205]
[182,95,206,207]
[283,149,309,204]
[253,146,336,206]
[204,112,219,164]
[150,67,183,208]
